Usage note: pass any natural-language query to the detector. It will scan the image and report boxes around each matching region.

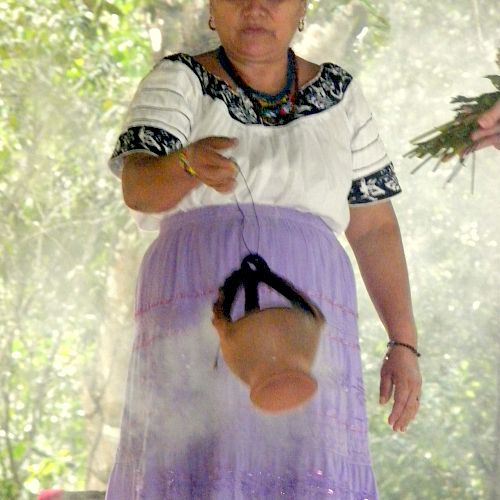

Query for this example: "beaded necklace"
[216,46,298,125]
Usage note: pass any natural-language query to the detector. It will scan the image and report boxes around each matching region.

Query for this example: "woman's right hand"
[183,136,239,193]
[122,136,239,213]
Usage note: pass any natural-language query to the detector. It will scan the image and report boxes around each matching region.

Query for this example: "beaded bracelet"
[178,150,197,177]
[386,340,421,357]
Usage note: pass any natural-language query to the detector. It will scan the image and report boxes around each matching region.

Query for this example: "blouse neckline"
[161,52,353,126]
[174,52,326,98]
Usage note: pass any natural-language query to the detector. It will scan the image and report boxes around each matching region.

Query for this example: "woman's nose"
[241,0,268,15]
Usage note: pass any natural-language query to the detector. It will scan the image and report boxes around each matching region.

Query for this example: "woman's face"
[210,0,306,61]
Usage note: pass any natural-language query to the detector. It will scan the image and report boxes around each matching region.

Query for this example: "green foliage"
[0,0,151,497]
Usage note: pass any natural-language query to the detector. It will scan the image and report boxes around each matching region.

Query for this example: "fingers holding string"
[184,146,238,188]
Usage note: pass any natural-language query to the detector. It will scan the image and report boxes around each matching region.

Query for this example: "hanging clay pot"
[212,254,325,413]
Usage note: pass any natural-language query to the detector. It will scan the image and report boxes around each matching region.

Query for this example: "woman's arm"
[345,200,422,432]
[122,136,238,213]
[122,152,198,213]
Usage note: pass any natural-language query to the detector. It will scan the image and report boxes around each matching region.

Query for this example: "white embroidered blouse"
[109,53,401,233]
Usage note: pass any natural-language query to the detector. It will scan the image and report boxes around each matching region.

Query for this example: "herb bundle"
[404,50,500,190]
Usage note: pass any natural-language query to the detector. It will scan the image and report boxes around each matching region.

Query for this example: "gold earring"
[298,18,305,32]
[209,16,216,31]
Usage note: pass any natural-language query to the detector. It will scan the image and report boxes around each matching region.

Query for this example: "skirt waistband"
[159,204,334,236]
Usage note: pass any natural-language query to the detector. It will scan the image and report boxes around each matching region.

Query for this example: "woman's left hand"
[379,347,422,432]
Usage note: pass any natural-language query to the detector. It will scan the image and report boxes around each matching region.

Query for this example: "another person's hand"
[379,346,422,432]
[183,136,239,193]
[470,100,500,151]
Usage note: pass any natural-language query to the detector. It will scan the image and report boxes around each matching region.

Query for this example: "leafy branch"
[404,50,500,187]
[405,84,499,161]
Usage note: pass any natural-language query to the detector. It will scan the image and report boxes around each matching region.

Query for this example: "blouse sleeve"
[344,79,402,205]
[108,58,199,178]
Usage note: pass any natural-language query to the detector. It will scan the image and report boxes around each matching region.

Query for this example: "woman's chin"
[228,40,280,61]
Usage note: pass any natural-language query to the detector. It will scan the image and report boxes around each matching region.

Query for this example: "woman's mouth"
[241,27,270,35]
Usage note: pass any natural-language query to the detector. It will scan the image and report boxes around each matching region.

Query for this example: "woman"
[106,0,422,498]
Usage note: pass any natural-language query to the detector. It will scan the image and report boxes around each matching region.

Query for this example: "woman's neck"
[221,48,290,95]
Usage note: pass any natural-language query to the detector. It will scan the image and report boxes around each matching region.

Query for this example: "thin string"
[233,159,261,255]
[213,46,296,369]
[213,160,261,371]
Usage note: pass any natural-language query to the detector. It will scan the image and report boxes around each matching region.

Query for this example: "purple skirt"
[105,205,377,500]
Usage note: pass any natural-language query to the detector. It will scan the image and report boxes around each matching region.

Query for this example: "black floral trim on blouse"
[348,163,402,204]
[163,53,353,126]
[111,126,182,160]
